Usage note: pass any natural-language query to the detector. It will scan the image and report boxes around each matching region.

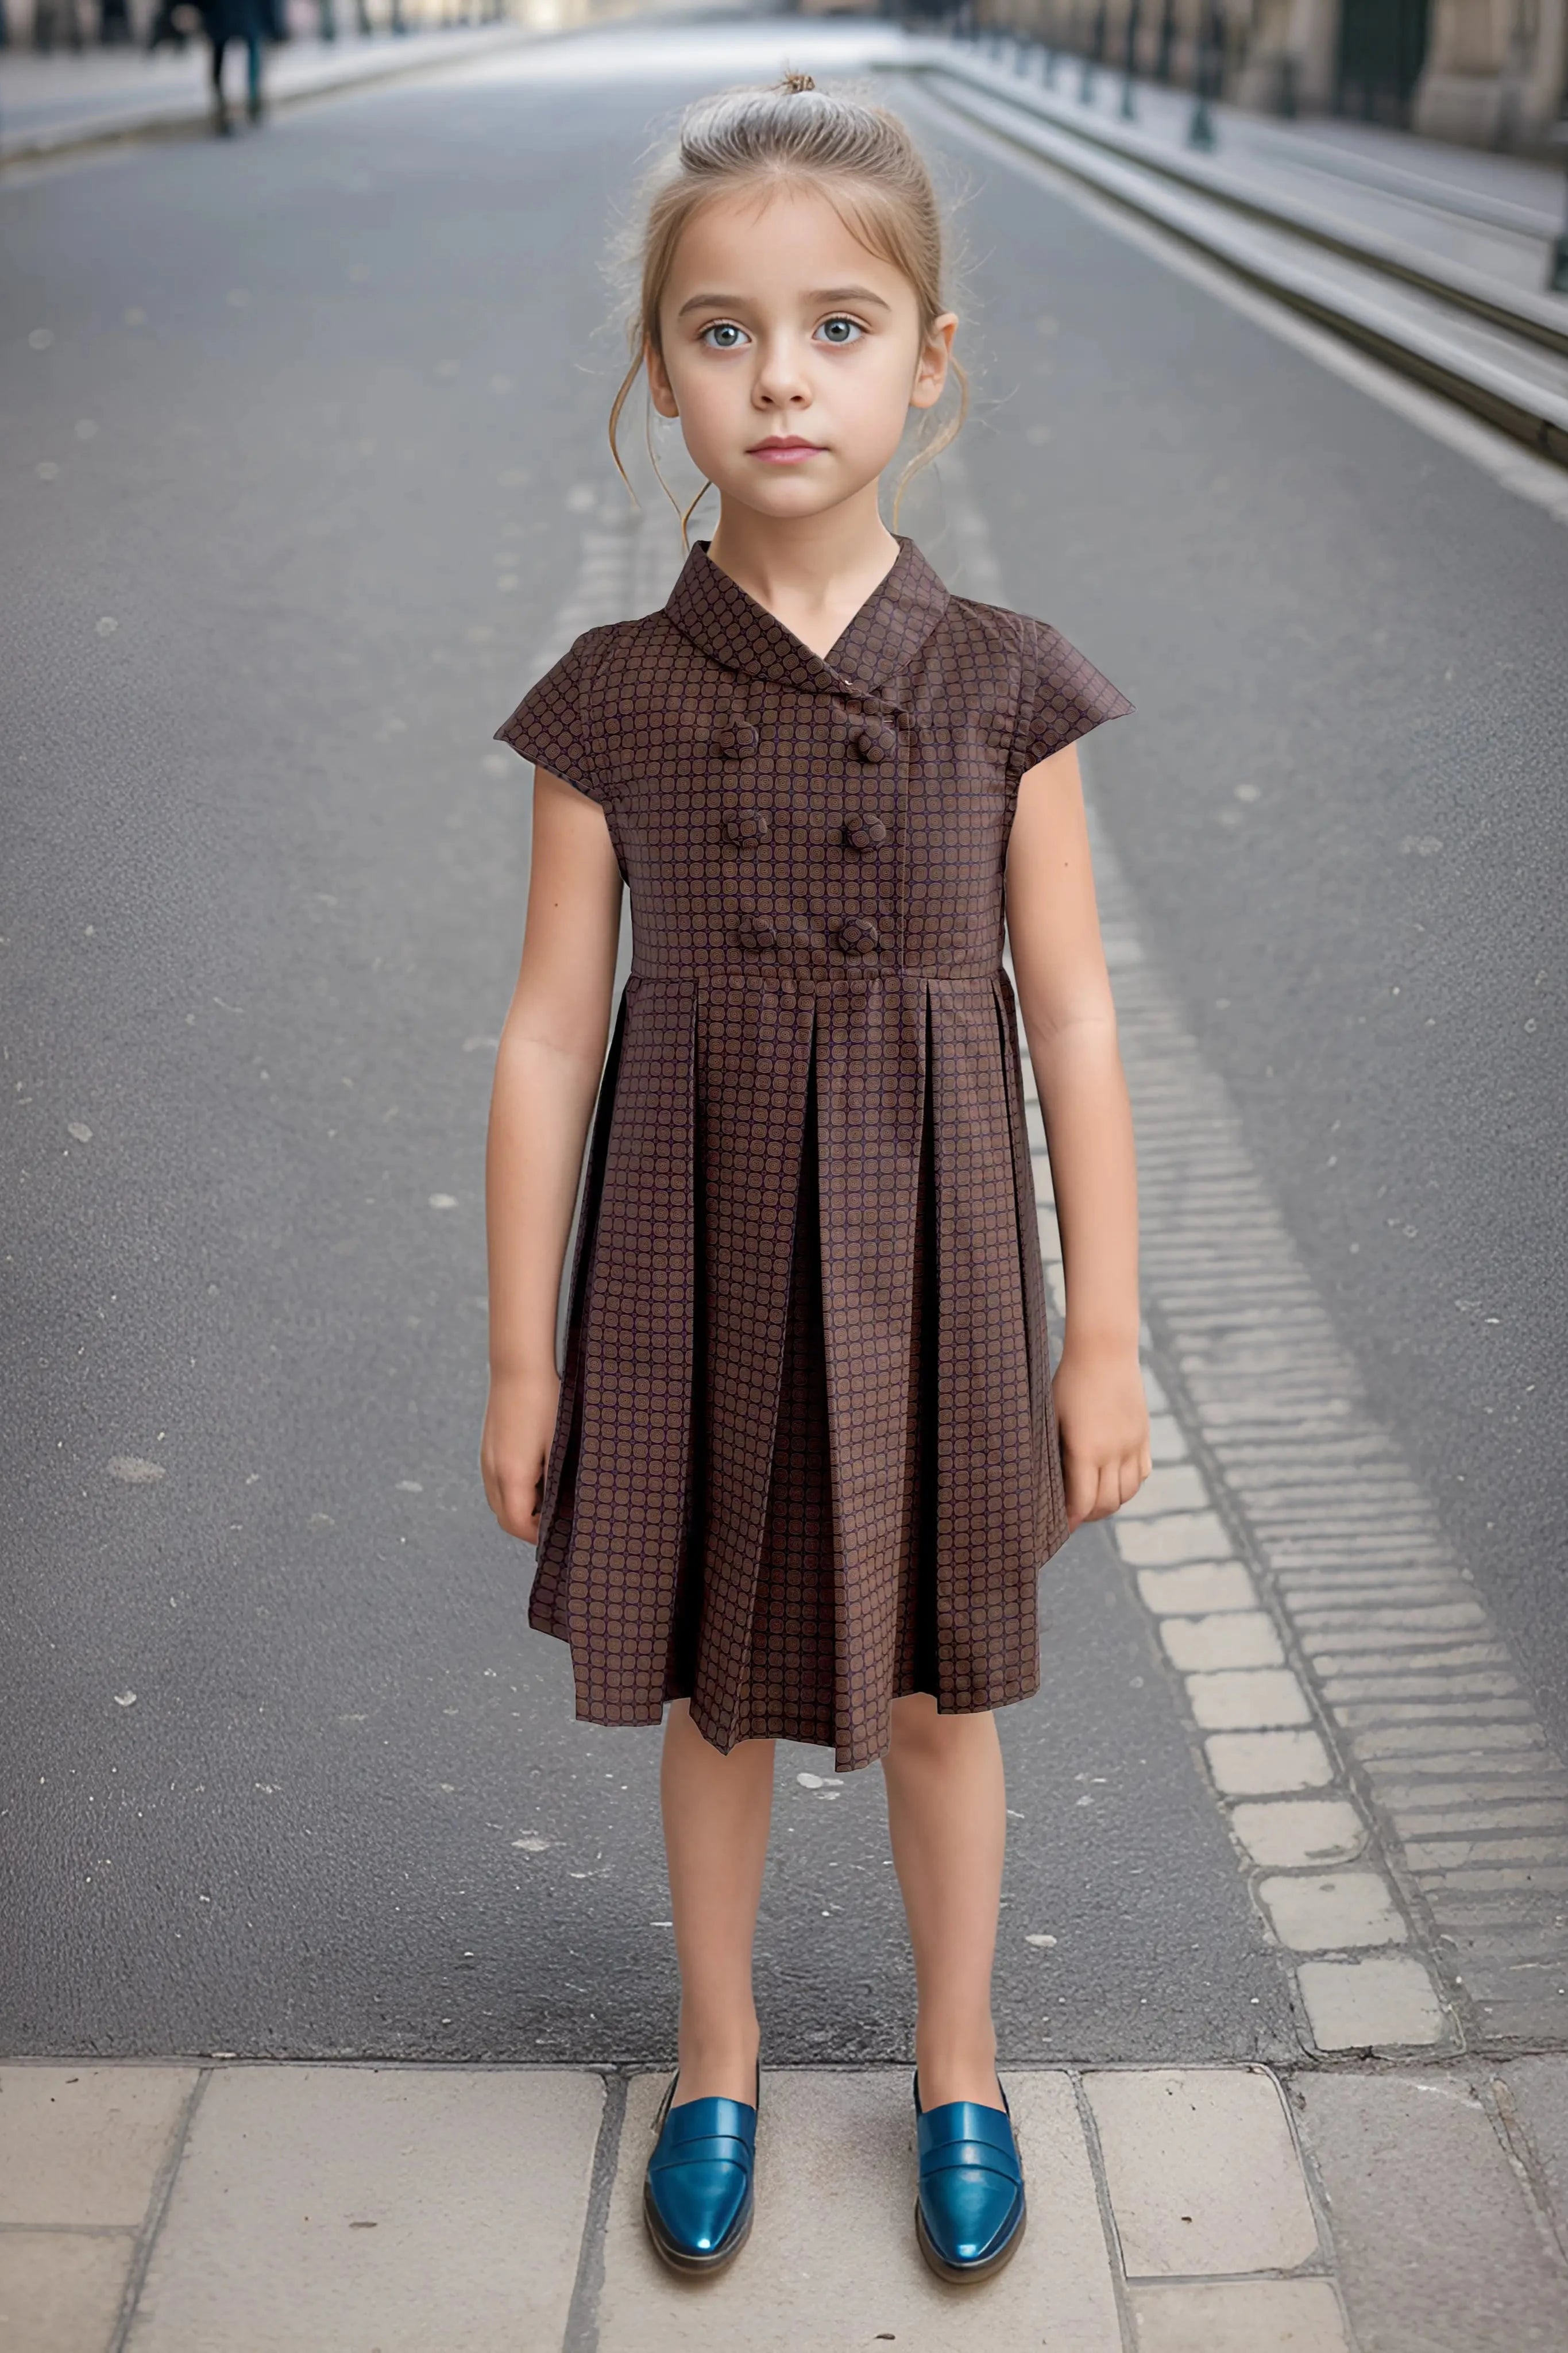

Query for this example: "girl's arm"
[481,769,624,1545]
[1005,742,1151,1530]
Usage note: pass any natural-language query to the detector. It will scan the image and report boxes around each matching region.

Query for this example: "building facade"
[969,0,1568,153]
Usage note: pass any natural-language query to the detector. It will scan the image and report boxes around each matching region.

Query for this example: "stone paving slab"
[1084,2067,1320,2277]
[1128,2275,1352,2351]
[122,2066,601,2352]
[597,2069,1122,2351]
[0,2066,196,2227]
[0,2233,134,2353]
[1292,2070,1568,2352]
[1498,2058,1568,2236]
[1295,1957,1449,2051]
[4,2059,1568,2347]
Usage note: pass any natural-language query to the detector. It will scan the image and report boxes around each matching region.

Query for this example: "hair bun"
[778,70,816,94]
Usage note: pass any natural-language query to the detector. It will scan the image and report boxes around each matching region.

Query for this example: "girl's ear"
[910,312,957,414]
[645,334,680,421]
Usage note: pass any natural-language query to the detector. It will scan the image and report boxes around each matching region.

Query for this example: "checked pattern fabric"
[496,534,1133,1769]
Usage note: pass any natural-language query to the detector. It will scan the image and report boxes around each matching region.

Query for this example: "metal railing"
[915,0,1240,149]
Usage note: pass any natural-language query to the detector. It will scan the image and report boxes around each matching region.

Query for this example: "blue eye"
[818,316,864,345]
[701,321,747,350]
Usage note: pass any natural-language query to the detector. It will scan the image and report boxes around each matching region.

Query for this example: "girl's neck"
[705,489,902,662]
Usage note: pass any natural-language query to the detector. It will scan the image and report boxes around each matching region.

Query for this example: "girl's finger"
[1061,1442,1095,1532]
[1118,1451,1143,1511]
[1080,1456,1110,1523]
[503,1457,550,1541]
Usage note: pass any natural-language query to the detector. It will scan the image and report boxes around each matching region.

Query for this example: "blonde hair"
[607,70,969,543]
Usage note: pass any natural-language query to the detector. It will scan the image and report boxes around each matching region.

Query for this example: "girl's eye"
[817,315,865,346]
[700,322,748,350]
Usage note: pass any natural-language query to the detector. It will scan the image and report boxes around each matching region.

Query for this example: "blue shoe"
[913,2070,1026,2283]
[642,2066,758,2275]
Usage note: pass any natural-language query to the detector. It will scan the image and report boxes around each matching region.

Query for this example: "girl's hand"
[480,1366,561,1545]
[1051,1340,1153,1533]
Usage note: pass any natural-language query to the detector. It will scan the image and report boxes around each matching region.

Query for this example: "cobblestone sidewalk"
[6,2055,1568,2349]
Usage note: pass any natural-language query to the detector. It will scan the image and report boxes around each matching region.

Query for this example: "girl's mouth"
[748,439,825,464]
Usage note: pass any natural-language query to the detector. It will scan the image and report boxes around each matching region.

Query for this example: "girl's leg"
[883,1691,1007,2111]
[661,1698,774,2104]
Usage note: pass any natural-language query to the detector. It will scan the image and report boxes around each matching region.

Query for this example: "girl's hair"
[607,70,968,543]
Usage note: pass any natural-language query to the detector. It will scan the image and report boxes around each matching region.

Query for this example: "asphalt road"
[3,14,1563,2067]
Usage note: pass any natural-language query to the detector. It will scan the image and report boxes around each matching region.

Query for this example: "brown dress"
[496,534,1132,1770]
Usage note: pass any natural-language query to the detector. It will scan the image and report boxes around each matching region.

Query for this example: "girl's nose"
[751,338,812,407]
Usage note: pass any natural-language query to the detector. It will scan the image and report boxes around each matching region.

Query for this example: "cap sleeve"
[493,630,609,807]
[1008,614,1133,780]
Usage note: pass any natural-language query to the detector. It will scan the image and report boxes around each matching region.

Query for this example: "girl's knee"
[888,1692,994,1764]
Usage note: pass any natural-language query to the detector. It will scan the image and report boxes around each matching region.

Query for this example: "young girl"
[480,70,1149,2285]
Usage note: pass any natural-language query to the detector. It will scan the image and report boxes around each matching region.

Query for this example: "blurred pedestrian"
[199,0,265,133]
[145,0,192,53]
[482,69,1146,2290]
[32,0,86,50]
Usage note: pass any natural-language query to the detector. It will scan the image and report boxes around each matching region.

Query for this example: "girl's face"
[646,180,956,523]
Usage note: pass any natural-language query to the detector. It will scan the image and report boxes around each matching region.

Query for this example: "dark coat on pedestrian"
[495,535,1133,1770]
[197,0,264,44]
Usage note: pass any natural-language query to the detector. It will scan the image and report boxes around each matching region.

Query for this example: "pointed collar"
[662,533,951,697]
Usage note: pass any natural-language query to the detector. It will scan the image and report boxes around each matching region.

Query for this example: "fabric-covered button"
[843,812,887,851]
[852,724,897,763]
[712,720,759,758]
[837,916,880,955]
[725,807,770,845]
[735,914,777,950]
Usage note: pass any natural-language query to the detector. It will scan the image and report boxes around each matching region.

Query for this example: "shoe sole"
[914,2193,1026,2285]
[642,2178,754,2277]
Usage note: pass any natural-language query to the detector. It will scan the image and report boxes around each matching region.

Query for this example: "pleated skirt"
[663,1023,941,1759]
[527,967,1064,1776]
